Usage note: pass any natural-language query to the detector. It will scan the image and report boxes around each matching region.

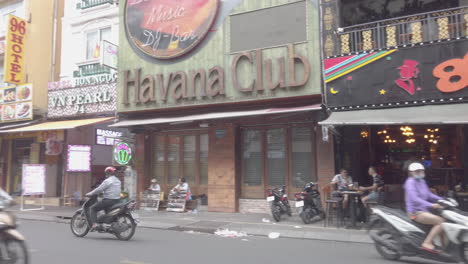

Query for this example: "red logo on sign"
[395,60,420,95]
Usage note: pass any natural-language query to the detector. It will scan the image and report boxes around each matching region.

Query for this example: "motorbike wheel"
[0,239,29,264]
[271,204,281,222]
[114,215,136,241]
[300,207,313,224]
[374,230,401,261]
[70,211,89,237]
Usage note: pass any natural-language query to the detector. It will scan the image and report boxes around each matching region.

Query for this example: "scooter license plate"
[267,196,275,202]
[295,201,304,207]
[131,211,140,222]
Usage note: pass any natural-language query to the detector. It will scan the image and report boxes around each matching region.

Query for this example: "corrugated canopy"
[319,104,468,125]
[110,105,321,127]
[0,117,115,133]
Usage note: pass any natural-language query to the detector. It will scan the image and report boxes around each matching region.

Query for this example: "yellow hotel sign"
[3,15,26,85]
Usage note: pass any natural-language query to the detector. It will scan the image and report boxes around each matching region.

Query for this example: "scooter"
[369,198,468,263]
[0,189,28,264]
[266,186,292,222]
[295,182,324,224]
[70,194,138,241]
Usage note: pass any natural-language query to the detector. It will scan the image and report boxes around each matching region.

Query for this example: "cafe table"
[341,191,363,228]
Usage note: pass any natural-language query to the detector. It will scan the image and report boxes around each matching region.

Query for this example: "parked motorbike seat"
[107,201,131,212]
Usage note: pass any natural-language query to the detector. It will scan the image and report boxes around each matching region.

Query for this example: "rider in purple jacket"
[404,162,444,253]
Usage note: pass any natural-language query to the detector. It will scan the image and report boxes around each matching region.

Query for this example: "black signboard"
[324,40,468,109]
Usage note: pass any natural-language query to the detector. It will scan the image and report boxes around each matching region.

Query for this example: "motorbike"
[368,198,468,263]
[266,186,292,222]
[295,182,324,224]
[0,189,28,264]
[70,194,138,241]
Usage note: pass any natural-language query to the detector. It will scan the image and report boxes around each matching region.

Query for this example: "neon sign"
[114,142,133,165]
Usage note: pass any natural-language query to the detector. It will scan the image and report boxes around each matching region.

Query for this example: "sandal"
[421,246,441,254]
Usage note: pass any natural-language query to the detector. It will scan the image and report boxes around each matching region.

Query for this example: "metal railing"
[74,63,111,77]
[335,6,468,56]
[76,0,114,10]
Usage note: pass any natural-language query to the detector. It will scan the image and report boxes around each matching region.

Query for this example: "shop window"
[267,128,286,187]
[183,136,196,185]
[86,27,111,60]
[292,127,315,187]
[242,130,263,186]
[154,136,165,184]
[168,136,180,185]
[200,134,208,185]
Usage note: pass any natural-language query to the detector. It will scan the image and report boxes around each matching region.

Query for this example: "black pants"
[89,199,119,225]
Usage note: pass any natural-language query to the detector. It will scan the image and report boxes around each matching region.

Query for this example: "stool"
[324,198,344,228]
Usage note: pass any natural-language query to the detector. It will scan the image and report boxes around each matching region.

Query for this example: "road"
[18,220,442,264]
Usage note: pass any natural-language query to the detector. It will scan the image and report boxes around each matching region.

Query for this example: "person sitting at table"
[171,178,191,200]
[404,162,444,253]
[148,179,160,192]
[331,168,353,207]
[359,166,384,206]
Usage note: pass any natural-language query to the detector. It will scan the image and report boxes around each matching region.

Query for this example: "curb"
[16,213,373,244]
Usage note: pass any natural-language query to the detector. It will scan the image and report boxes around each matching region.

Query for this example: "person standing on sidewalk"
[86,166,121,229]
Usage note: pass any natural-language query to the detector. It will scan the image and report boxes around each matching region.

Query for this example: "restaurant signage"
[0,83,33,122]
[324,41,468,109]
[4,15,26,85]
[48,73,117,90]
[101,40,118,69]
[22,164,46,195]
[125,0,219,60]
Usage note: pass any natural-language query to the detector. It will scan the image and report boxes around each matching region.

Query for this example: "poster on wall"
[0,83,33,123]
[67,145,91,172]
[22,164,46,195]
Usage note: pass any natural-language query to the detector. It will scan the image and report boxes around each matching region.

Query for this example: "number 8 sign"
[433,52,468,93]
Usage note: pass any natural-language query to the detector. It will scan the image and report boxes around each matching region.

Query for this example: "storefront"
[321,40,468,203]
[0,73,131,205]
[113,0,334,212]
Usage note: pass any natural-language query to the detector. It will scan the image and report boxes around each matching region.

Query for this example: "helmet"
[304,182,316,192]
[105,166,117,173]
[408,163,425,172]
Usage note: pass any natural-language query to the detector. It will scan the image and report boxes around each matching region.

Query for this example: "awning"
[0,117,115,133]
[110,105,321,127]
[319,104,468,125]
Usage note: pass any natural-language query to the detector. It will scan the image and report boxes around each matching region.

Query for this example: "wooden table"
[341,191,363,228]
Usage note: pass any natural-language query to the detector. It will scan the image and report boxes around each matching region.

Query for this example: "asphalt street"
[19,219,443,264]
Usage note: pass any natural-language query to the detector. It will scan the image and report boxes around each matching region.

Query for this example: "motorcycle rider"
[86,166,122,230]
[404,162,444,253]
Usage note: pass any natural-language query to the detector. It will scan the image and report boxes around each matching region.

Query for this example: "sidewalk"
[12,206,372,244]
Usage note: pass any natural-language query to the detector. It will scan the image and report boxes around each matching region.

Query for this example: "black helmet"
[304,182,316,192]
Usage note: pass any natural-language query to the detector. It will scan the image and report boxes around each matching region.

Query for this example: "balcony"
[76,0,115,10]
[332,6,468,57]
[73,63,111,77]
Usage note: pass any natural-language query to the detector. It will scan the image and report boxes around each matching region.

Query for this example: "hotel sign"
[4,15,26,85]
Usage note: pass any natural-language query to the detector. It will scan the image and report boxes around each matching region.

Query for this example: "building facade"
[113,0,335,213]
[320,0,468,203]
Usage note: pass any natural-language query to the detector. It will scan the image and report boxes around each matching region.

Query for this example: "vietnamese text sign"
[101,40,118,69]
[22,164,46,195]
[67,145,91,172]
[0,83,33,123]
[4,15,26,85]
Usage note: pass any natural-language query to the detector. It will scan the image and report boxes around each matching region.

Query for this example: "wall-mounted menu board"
[67,145,91,172]
[0,83,33,122]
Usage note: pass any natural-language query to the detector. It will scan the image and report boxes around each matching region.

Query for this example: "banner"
[100,40,118,69]
[22,164,46,195]
[4,15,26,85]
[0,83,33,123]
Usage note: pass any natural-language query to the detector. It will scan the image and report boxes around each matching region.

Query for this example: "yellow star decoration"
[379,89,386,95]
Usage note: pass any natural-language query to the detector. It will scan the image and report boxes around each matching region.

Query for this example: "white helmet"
[408,162,425,171]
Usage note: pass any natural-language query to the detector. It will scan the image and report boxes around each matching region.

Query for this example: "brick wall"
[207,123,238,212]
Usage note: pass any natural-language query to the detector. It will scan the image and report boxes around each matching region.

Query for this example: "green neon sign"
[114,142,133,165]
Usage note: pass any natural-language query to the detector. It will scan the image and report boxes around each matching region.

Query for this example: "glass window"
[200,134,208,185]
[243,130,263,186]
[154,136,165,184]
[86,27,111,60]
[292,127,314,187]
[183,136,196,185]
[267,128,286,187]
[168,136,180,185]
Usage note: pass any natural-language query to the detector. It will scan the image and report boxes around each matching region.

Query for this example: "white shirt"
[331,174,353,191]
[149,184,160,192]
